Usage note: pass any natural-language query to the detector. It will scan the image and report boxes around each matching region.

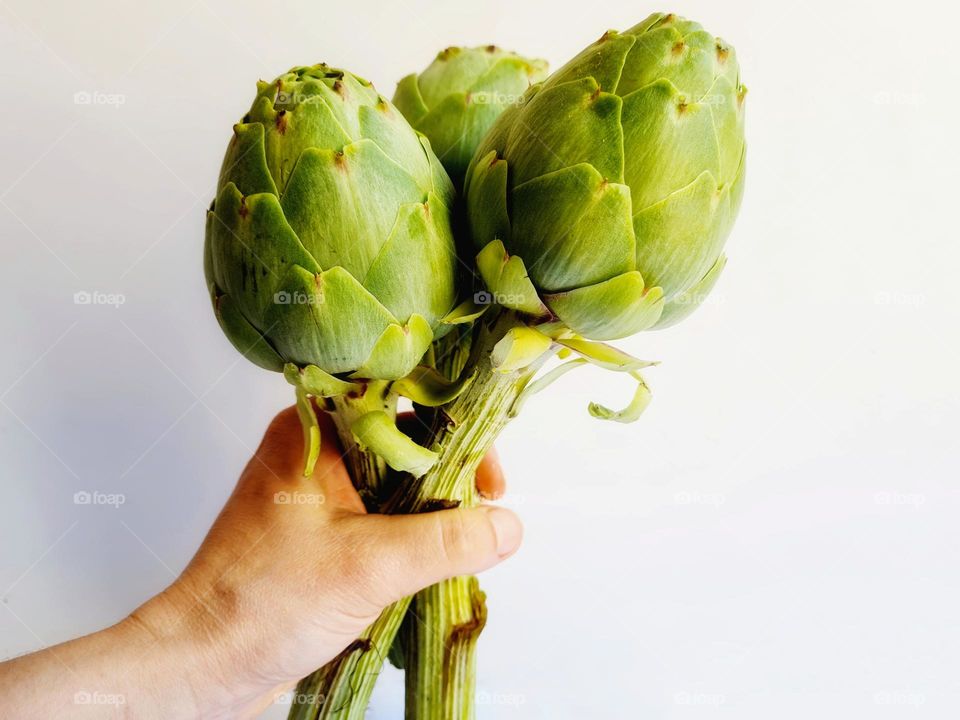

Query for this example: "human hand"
[132,405,521,716]
[0,405,521,719]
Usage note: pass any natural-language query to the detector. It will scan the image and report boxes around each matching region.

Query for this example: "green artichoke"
[393,46,548,187]
[205,64,458,381]
[466,13,746,340]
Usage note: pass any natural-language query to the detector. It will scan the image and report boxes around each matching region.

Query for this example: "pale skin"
[0,406,520,719]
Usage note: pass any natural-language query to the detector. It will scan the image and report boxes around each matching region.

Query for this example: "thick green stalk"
[389,312,546,720]
[289,382,406,720]
[290,312,544,720]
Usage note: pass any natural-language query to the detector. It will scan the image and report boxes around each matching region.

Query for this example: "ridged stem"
[288,382,404,720]
[389,312,545,720]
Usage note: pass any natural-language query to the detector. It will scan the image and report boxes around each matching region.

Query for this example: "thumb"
[358,506,523,605]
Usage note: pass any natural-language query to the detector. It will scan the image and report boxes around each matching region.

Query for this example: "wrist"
[121,579,268,719]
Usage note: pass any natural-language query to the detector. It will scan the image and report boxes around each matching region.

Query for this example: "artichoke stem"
[388,310,549,720]
[329,381,395,510]
[289,381,401,720]
[290,598,412,720]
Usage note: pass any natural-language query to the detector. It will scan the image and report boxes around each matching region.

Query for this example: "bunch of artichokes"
[204,12,745,720]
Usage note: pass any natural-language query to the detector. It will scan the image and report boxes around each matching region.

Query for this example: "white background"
[1,1,958,718]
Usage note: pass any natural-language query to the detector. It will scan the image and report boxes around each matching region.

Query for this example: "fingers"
[352,506,523,605]
[475,447,505,500]
[245,405,359,510]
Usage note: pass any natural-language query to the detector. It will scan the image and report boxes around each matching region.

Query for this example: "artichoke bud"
[205,64,459,381]
[465,13,746,340]
[393,46,548,188]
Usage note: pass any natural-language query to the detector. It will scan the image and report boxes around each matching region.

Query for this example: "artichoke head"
[205,64,458,380]
[465,13,747,340]
[394,46,548,187]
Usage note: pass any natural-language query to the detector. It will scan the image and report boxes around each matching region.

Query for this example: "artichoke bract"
[205,64,458,381]
[466,13,746,340]
[393,46,547,187]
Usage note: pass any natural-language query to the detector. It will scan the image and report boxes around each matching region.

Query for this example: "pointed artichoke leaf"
[544,271,664,341]
[283,363,360,397]
[621,79,720,211]
[392,365,476,407]
[633,170,729,300]
[280,140,423,281]
[358,99,433,194]
[545,30,636,94]
[589,371,652,423]
[350,410,438,478]
[555,336,656,372]
[209,183,321,327]
[617,26,716,98]
[490,326,554,373]
[263,265,396,375]
[441,298,488,325]
[255,81,353,193]
[655,254,727,329]
[475,240,549,317]
[415,93,470,181]
[419,134,456,208]
[213,293,285,372]
[511,164,635,291]
[393,73,429,125]
[706,75,747,185]
[509,358,588,418]
[294,387,321,477]
[465,151,510,249]
[504,78,624,186]
[471,56,545,99]
[353,314,434,381]
[416,47,492,107]
[218,122,279,197]
[362,195,456,326]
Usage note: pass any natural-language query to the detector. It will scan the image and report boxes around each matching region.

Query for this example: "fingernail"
[482,506,523,557]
